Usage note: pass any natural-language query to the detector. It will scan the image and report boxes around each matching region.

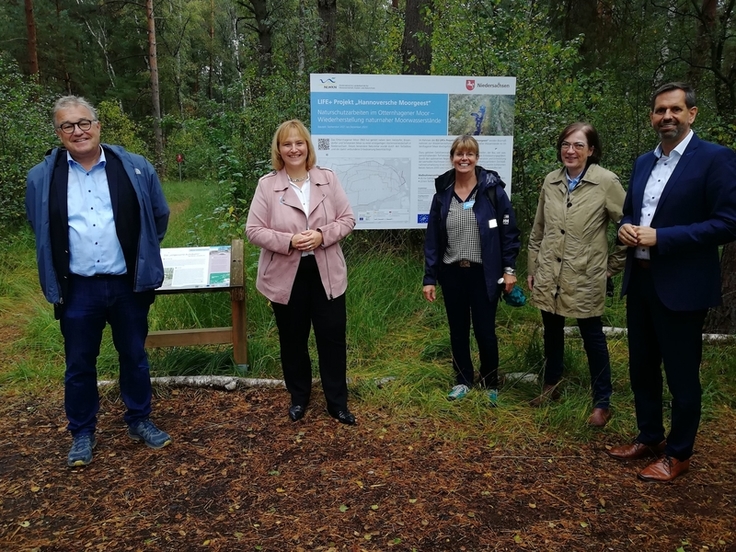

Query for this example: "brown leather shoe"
[607,440,666,460]
[529,383,561,407]
[587,407,611,427]
[638,455,690,482]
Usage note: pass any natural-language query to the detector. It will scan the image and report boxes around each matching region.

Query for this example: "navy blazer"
[620,133,736,311]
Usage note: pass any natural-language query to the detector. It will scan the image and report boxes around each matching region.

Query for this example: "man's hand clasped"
[618,223,657,247]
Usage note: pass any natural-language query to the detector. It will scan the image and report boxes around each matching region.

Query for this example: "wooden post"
[230,239,247,366]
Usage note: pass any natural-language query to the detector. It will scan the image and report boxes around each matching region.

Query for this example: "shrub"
[0,55,55,230]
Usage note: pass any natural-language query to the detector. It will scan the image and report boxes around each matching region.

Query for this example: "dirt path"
[1,386,734,551]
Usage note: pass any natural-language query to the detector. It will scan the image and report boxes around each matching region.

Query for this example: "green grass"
[2,178,735,446]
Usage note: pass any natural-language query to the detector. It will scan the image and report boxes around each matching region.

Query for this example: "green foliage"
[97,101,149,156]
[210,145,248,242]
[162,115,221,180]
[0,55,55,231]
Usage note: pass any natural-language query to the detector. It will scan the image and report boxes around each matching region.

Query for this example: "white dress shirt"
[635,130,694,260]
[289,176,314,257]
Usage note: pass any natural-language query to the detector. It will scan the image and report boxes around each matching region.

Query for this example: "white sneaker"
[447,384,470,401]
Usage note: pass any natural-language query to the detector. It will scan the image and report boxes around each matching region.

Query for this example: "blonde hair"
[449,135,479,159]
[270,119,317,171]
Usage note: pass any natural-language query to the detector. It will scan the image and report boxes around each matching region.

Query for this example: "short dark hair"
[556,122,602,165]
[650,82,696,110]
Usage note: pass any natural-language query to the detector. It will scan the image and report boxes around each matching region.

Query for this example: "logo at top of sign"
[320,77,336,84]
[466,79,476,91]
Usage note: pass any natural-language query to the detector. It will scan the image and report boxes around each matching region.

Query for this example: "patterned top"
[443,187,482,265]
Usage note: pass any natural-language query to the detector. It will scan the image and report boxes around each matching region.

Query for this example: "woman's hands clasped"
[291,229,323,252]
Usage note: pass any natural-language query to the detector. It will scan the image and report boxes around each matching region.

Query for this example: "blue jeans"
[540,310,612,408]
[60,274,154,435]
[439,263,499,389]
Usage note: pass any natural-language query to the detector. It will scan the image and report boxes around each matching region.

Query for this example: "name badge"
[463,200,475,210]
[489,218,498,228]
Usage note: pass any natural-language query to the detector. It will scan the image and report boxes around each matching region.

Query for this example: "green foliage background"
[0,55,55,231]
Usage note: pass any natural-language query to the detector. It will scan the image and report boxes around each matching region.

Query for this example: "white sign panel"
[158,246,231,290]
[310,74,516,229]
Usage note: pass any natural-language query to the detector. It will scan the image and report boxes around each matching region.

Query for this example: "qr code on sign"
[318,138,330,150]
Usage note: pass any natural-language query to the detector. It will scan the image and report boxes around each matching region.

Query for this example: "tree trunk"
[234,0,273,80]
[253,0,273,77]
[401,0,432,75]
[704,243,736,333]
[686,0,717,85]
[208,0,215,100]
[317,0,337,72]
[24,0,39,75]
[146,0,164,170]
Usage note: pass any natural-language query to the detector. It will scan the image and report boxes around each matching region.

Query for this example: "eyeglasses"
[561,141,588,151]
[56,119,96,134]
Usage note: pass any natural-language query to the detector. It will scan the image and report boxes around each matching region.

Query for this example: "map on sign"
[310,74,516,229]
[327,158,411,224]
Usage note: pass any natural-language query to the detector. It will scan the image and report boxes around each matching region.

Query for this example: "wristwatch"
[503,267,516,275]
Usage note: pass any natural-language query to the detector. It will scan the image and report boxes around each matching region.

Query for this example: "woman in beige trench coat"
[527,122,626,427]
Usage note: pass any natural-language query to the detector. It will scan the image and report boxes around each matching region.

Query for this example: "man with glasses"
[25,96,171,467]
[608,83,736,481]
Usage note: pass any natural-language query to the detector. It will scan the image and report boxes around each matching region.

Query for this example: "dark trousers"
[271,256,348,413]
[626,264,706,460]
[439,263,499,388]
[60,274,154,436]
[540,310,612,408]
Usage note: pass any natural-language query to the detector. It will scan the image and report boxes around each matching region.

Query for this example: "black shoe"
[288,405,305,422]
[329,409,356,425]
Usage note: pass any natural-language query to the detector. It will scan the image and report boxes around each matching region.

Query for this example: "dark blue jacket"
[620,134,736,310]
[423,166,521,301]
[25,144,169,306]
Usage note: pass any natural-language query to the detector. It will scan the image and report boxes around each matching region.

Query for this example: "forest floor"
[1,383,735,552]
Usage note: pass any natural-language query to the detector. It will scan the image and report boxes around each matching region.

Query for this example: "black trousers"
[626,264,706,460]
[271,256,348,413]
[439,262,499,388]
[540,310,613,408]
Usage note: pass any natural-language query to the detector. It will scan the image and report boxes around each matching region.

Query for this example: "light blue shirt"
[67,148,128,276]
[566,171,582,193]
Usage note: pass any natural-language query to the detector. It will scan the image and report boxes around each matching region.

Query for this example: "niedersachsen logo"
[473,81,511,89]
[320,77,337,89]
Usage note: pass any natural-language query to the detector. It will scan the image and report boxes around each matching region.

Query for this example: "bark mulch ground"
[1,386,735,552]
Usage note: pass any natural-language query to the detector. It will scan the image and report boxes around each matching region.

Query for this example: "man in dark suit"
[608,82,736,481]
[26,96,172,467]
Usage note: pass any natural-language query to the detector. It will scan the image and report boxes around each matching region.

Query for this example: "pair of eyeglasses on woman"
[56,119,96,134]
[561,141,588,151]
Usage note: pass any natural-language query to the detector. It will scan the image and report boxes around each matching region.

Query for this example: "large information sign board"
[310,74,516,229]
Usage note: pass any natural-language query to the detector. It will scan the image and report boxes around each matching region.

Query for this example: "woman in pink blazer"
[246,120,356,424]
